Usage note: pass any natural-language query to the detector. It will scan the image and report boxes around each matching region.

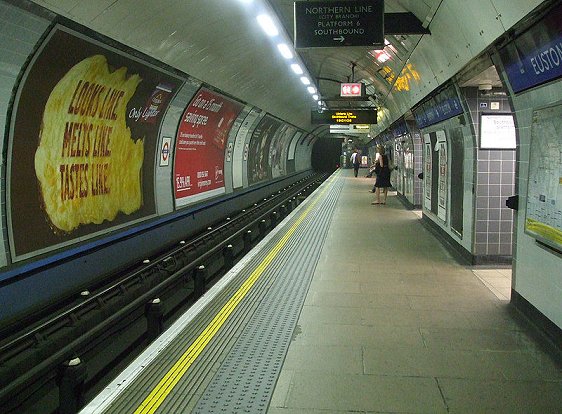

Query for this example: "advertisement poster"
[423,133,432,210]
[270,124,296,178]
[288,131,303,161]
[436,131,448,221]
[233,109,262,189]
[7,26,182,259]
[174,87,244,207]
[248,115,282,185]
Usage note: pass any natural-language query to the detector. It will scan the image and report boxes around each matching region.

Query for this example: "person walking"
[350,149,361,177]
[371,145,392,205]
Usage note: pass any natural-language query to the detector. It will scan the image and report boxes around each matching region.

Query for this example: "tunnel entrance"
[312,137,344,172]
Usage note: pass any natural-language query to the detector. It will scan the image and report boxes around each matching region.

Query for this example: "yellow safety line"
[133,173,337,414]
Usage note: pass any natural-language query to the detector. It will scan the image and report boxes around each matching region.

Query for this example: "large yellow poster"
[35,55,144,232]
[8,26,182,259]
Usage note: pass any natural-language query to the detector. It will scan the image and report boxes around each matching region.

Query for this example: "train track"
[0,172,328,414]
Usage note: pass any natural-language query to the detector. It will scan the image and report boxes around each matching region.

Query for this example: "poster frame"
[523,102,562,252]
[6,24,184,261]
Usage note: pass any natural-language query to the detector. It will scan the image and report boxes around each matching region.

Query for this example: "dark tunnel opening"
[311,137,343,172]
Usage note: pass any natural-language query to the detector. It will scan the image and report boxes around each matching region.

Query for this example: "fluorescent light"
[257,14,278,36]
[291,63,303,74]
[277,43,293,59]
[312,94,319,100]
[300,76,310,85]
[307,86,316,94]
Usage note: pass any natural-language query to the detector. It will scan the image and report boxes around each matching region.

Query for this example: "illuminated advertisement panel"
[248,115,282,185]
[7,26,182,260]
[174,88,244,207]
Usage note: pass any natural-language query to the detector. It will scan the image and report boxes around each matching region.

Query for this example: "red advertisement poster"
[174,88,243,206]
[7,26,182,260]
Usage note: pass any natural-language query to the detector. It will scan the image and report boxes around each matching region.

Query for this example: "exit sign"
[341,83,365,97]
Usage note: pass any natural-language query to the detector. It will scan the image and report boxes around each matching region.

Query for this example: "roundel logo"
[162,141,169,161]
[160,137,171,166]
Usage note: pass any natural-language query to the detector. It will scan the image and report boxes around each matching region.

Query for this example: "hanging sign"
[340,82,365,97]
[311,109,377,124]
[294,0,384,48]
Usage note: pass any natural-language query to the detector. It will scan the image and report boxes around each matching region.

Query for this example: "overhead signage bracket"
[384,13,431,35]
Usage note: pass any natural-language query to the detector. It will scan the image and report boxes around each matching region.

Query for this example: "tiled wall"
[463,87,515,258]
[475,150,515,255]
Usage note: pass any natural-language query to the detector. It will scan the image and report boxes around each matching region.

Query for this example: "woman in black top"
[372,146,391,205]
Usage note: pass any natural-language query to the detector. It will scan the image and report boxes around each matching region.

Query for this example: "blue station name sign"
[499,2,562,93]
[294,0,384,48]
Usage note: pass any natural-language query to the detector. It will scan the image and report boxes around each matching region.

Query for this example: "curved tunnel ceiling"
[31,0,545,140]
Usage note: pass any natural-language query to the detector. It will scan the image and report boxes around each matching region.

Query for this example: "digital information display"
[311,109,377,124]
[480,114,516,149]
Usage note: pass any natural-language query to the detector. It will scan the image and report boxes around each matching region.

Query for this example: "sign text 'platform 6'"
[294,0,384,48]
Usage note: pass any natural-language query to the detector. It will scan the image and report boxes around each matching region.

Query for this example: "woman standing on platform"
[371,145,391,205]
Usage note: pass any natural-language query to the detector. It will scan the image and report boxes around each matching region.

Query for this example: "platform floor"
[82,169,561,414]
[268,170,561,413]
